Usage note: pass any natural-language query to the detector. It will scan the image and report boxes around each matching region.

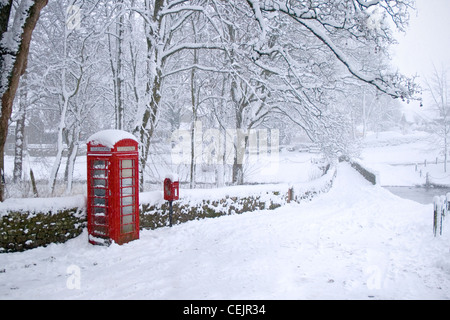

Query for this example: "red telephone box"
[86,129,139,245]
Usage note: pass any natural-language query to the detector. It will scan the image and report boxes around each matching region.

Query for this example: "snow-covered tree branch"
[246,0,420,101]
[0,0,48,201]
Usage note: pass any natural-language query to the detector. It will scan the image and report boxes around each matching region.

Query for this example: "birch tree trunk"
[13,74,27,183]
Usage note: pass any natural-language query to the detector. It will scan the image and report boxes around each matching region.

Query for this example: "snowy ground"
[1,163,449,300]
[361,131,450,187]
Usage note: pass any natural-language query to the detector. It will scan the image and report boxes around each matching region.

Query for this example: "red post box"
[86,129,139,245]
[164,177,179,201]
[164,175,179,227]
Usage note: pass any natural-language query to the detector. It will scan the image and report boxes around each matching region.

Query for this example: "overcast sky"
[392,0,450,108]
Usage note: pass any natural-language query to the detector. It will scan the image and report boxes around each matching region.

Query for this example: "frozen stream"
[385,186,450,205]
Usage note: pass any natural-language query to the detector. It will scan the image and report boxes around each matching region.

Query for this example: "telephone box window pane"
[122,206,133,215]
[122,159,133,168]
[122,197,133,206]
[122,169,133,178]
[93,179,107,188]
[122,215,133,225]
[94,207,106,215]
[94,188,106,197]
[95,216,107,225]
[93,160,106,168]
[122,187,133,195]
[93,170,107,178]
[94,226,108,236]
[94,198,106,206]
[122,224,134,234]
[122,178,133,187]
[91,147,111,152]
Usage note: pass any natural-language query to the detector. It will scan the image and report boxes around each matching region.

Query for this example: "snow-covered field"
[1,163,449,300]
[361,131,450,187]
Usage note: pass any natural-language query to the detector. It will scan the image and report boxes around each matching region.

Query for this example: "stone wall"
[0,166,337,253]
[140,194,284,230]
[0,208,86,253]
[350,161,378,185]
[140,167,337,229]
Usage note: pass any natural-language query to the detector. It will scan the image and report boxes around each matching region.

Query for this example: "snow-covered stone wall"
[350,160,378,185]
[140,166,337,229]
[0,167,337,253]
[0,208,86,253]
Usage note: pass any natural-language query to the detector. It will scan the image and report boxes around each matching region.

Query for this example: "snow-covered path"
[1,163,449,299]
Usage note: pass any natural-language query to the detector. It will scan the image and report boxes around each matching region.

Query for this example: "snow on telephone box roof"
[87,129,138,149]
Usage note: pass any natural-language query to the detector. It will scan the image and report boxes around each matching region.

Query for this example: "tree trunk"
[444,126,448,173]
[64,125,80,195]
[108,1,125,130]
[49,95,69,194]
[48,19,83,195]
[137,72,160,192]
[189,41,198,189]
[232,130,247,185]
[13,77,27,183]
[135,0,164,192]
[0,0,48,201]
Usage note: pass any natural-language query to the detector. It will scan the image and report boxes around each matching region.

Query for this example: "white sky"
[392,0,450,109]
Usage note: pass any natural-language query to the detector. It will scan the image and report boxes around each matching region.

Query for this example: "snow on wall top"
[87,129,138,148]
[0,194,86,218]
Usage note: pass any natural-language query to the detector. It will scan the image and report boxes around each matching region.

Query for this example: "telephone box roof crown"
[87,129,138,148]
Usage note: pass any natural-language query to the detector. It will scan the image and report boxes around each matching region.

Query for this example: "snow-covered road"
[1,163,449,299]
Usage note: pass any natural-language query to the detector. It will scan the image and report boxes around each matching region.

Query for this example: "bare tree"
[0,0,48,201]
[132,0,225,190]
[426,65,450,172]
